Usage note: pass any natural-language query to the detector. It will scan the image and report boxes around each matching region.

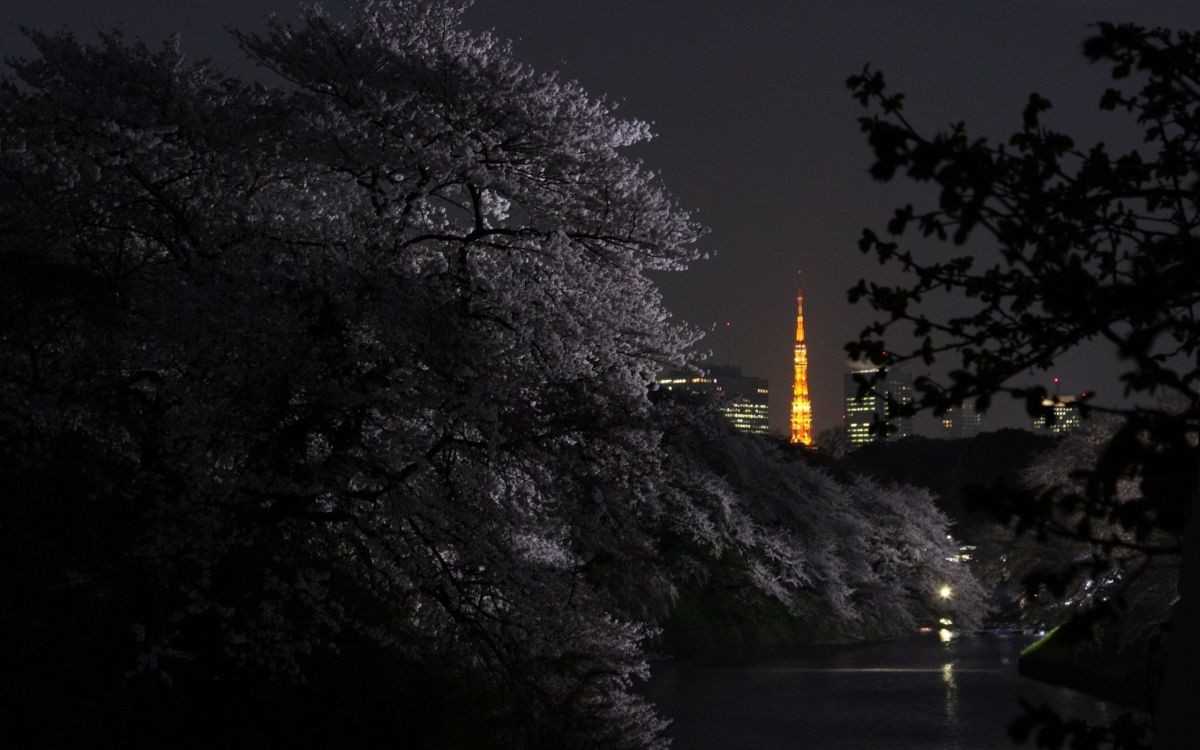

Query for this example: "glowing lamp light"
[938,585,953,600]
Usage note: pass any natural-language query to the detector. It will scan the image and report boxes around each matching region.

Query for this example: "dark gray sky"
[4,1,1197,435]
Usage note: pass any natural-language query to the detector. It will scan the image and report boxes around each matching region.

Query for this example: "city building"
[843,365,914,448]
[1032,395,1082,433]
[790,288,814,446]
[657,365,770,435]
[940,400,982,438]
[1031,377,1083,434]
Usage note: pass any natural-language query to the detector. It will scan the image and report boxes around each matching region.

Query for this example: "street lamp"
[938,585,953,600]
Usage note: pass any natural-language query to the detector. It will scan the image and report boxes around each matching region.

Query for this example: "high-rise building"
[1032,396,1082,433]
[657,365,770,435]
[790,290,813,446]
[1031,377,1083,433]
[940,401,982,438]
[843,365,914,448]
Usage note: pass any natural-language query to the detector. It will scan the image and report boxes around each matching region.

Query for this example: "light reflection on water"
[942,662,958,726]
[644,634,1133,750]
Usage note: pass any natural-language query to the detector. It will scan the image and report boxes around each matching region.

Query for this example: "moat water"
[645,633,1134,749]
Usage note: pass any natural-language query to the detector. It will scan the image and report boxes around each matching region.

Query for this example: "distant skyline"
[4,1,1196,434]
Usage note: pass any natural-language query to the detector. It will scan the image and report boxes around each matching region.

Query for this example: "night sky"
[5,1,1197,435]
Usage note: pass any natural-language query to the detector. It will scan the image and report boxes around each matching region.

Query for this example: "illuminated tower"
[790,289,813,445]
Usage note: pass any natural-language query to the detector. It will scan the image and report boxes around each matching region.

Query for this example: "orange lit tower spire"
[790,282,813,445]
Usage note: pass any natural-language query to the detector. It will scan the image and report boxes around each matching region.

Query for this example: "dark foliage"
[842,429,1055,531]
[1010,702,1151,750]
[847,23,1200,749]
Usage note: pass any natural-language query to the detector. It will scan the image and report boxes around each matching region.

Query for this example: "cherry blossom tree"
[655,396,987,639]
[1008,417,1180,676]
[1,3,702,744]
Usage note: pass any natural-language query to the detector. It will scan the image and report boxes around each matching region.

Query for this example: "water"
[644,633,1135,749]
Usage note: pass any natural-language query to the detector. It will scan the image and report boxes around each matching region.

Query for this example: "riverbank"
[1018,626,1159,711]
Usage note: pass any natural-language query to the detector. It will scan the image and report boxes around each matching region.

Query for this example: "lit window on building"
[843,366,914,448]
[656,365,770,436]
[940,401,982,439]
[1032,396,1082,433]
